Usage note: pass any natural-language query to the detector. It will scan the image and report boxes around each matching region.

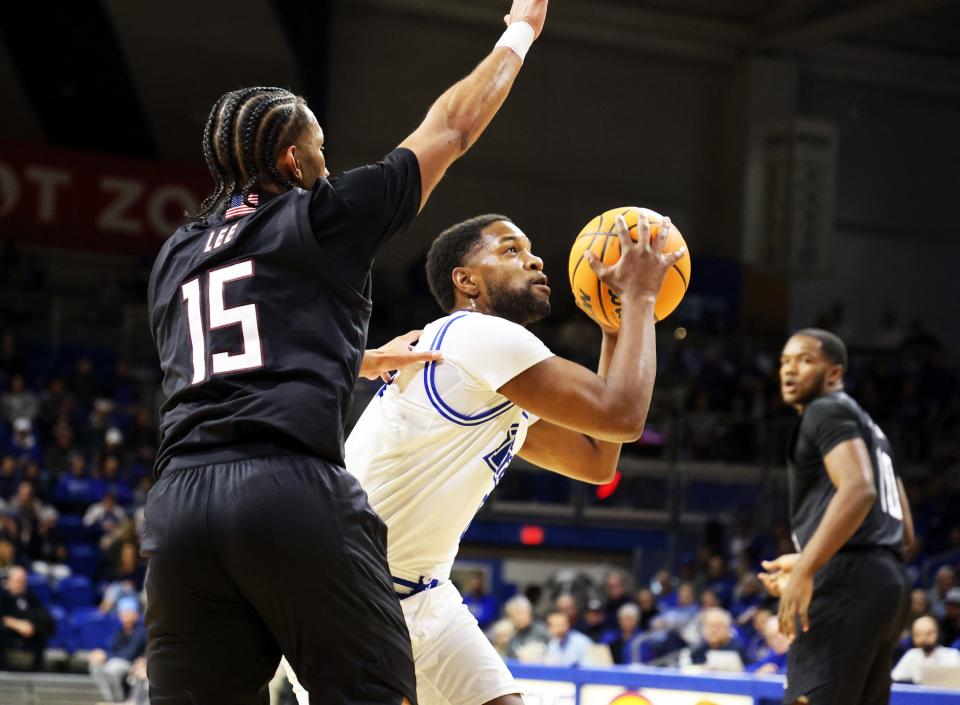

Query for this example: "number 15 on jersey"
[181,259,263,384]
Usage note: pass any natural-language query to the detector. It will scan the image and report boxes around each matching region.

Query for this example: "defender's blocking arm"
[400,0,548,210]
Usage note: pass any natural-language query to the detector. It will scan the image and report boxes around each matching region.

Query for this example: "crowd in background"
[0,304,957,700]
[467,556,960,683]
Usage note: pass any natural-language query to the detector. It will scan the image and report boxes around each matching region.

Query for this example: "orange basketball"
[567,206,691,326]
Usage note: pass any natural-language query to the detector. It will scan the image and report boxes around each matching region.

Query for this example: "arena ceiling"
[0,0,957,163]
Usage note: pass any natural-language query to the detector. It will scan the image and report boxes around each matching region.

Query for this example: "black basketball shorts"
[784,548,910,705]
[142,453,417,705]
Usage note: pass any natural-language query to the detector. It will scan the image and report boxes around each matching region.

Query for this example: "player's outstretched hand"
[757,552,799,597]
[360,330,442,383]
[503,0,548,39]
[584,210,686,303]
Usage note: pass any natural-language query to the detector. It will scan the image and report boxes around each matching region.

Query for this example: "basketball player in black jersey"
[759,329,914,705]
[144,2,549,703]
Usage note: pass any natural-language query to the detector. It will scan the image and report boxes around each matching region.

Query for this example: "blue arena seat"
[46,605,74,652]
[27,573,53,606]
[53,478,95,506]
[74,610,119,651]
[58,574,96,609]
[65,543,101,580]
[54,514,89,543]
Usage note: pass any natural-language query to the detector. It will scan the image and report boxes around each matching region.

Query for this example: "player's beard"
[488,283,551,327]
[792,368,830,406]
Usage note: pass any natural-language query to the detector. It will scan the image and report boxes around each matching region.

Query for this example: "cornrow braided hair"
[192,86,311,221]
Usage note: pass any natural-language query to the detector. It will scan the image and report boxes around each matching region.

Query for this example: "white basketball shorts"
[283,580,519,705]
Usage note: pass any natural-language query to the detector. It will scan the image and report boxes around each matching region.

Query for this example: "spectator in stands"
[929,566,957,620]
[100,455,128,498]
[730,574,764,619]
[577,597,608,642]
[83,491,126,533]
[742,605,775,663]
[7,418,41,466]
[729,518,761,570]
[940,588,960,647]
[103,428,125,464]
[602,568,632,629]
[461,571,497,630]
[701,555,735,608]
[554,592,580,631]
[100,541,145,613]
[892,616,960,684]
[689,608,747,668]
[0,456,18,500]
[83,398,115,459]
[607,603,641,665]
[0,566,53,670]
[654,582,699,640]
[0,538,16,580]
[699,588,721,610]
[503,595,549,661]
[1,374,39,425]
[746,615,791,675]
[638,582,703,662]
[23,460,51,501]
[38,377,72,438]
[100,516,139,567]
[651,569,677,608]
[88,596,147,702]
[545,609,593,667]
[9,481,56,559]
[910,588,932,622]
[124,656,149,705]
[635,587,659,630]
[487,618,515,659]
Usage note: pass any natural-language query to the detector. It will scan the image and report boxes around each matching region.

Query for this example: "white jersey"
[345,311,554,583]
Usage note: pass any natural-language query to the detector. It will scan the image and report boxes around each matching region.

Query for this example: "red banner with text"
[0,141,210,256]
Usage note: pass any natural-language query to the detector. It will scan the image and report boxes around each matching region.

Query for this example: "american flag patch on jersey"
[225,192,259,220]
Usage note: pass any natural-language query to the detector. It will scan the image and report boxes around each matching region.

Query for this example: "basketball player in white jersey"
[285,209,684,705]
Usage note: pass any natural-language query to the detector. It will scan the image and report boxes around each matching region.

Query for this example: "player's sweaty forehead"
[780,335,826,362]
[478,220,533,254]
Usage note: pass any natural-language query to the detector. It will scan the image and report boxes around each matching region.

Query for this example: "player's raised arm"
[399,0,548,211]
[500,213,685,443]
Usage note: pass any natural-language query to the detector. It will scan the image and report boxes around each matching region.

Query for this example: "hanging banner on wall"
[580,685,753,705]
[0,140,209,255]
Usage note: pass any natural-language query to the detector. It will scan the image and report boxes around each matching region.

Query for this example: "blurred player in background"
[144,1,550,702]
[285,210,685,705]
[759,329,914,705]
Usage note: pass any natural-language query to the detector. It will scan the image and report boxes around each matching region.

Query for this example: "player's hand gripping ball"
[568,206,691,327]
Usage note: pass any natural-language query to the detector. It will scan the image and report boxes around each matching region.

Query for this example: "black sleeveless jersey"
[787,391,905,552]
[148,148,420,477]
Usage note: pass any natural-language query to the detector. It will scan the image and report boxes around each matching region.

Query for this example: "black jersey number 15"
[180,259,263,384]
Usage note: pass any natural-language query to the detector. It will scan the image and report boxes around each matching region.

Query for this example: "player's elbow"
[593,465,618,485]
[613,409,647,443]
[854,482,878,510]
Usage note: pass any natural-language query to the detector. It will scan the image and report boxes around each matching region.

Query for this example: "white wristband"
[495,21,535,61]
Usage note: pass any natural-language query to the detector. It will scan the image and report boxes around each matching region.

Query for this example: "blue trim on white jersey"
[422,313,515,426]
